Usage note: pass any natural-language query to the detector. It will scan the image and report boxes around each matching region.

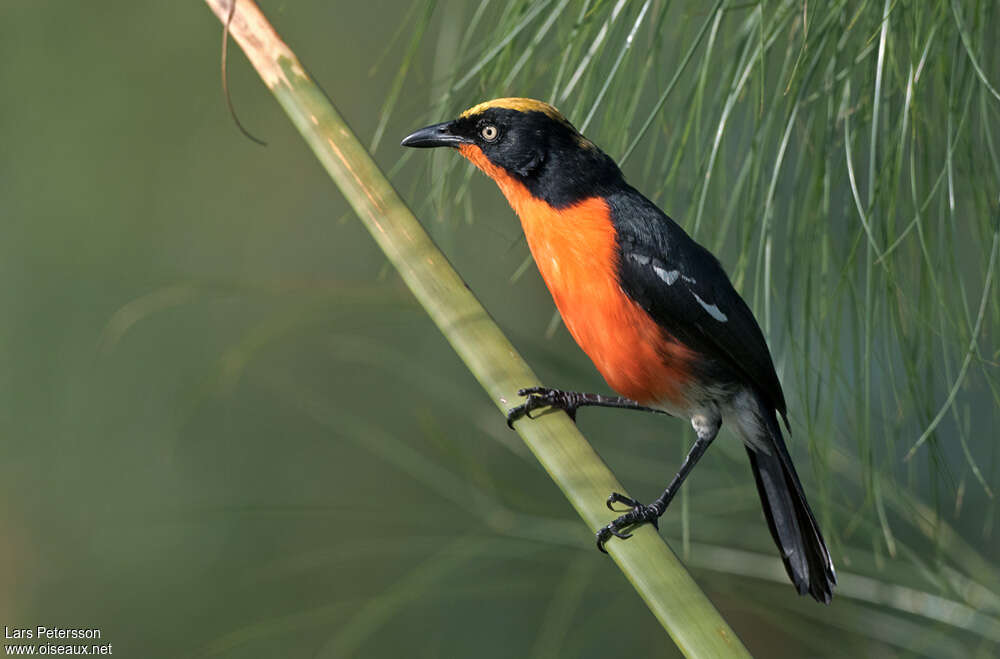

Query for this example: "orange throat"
[458,145,693,405]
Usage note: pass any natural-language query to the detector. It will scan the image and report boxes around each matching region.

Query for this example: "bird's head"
[401,98,623,208]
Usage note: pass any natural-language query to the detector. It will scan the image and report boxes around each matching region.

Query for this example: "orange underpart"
[459,144,694,405]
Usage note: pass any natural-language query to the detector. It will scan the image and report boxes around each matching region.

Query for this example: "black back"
[607,186,788,418]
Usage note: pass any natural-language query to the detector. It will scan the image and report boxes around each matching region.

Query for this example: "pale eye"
[480,124,499,141]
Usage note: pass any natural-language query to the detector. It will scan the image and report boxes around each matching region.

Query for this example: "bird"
[401,97,836,603]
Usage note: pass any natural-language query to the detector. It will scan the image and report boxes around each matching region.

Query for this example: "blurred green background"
[2,1,998,657]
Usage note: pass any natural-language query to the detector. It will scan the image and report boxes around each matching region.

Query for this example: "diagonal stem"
[200,2,752,657]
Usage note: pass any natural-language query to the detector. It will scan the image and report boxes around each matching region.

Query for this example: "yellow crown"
[460,97,569,123]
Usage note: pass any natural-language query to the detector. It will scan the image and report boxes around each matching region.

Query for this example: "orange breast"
[459,145,694,405]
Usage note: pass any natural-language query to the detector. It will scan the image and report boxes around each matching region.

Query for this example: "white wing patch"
[629,252,726,322]
[629,253,679,284]
[692,291,728,322]
[653,265,679,285]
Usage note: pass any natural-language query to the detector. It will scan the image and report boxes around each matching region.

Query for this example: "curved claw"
[506,402,539,429]
[506,386,587,429]
[596,525,635,553]
[595,492,663,552]
[596,528,612,553]
[506,387,549,429]
[606,492,641,512]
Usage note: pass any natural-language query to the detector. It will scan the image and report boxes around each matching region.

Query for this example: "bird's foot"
[505,387,662,429]
[506,387,582,428]
[595,492,664,553]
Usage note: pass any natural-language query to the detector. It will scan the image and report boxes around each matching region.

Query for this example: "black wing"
[607,188,787,418]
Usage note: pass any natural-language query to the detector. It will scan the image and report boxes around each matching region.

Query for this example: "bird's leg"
[505,386,668,428]
[596,415,720,552]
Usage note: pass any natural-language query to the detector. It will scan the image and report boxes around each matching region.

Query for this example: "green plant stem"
[204,2,752,656]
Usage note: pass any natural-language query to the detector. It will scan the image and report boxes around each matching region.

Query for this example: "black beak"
[400,121,467,148]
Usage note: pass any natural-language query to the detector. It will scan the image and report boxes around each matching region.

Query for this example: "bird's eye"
[480,124,499,142]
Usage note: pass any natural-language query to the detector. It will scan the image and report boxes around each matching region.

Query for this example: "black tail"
[746,408,836,603]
